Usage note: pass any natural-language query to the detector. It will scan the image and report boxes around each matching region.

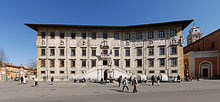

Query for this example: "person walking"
[118,76,122,87]
[132,77,138,93]
[157,76,160,86]
[34,78,38,87]
[51,76,54,85]
[151,75,155,86]
[20,76,24,84]
[177,75,181,83]
[122,77,129,92]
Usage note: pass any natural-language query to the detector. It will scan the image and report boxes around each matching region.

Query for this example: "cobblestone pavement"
[0,80,220,102]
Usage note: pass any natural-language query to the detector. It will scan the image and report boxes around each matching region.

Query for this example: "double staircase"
[72,65,131,81]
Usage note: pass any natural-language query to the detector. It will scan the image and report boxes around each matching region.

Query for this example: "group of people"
[20,76,54,87]
[20,76,38,87]
[20,76,28,84]
[117,76,138,93]
[150,75,161,86]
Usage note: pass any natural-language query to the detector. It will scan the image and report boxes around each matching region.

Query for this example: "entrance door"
[202,68,208,78]
[103,60,108,65]
[104,70,108,80]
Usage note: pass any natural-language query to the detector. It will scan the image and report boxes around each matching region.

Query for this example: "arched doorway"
[104,70,108,80]
[199,61,212,78]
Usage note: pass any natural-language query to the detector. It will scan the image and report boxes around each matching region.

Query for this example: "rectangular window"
[71,71,75,74]
[136,32,142,40]
[50,60,55,68]
[82,33,86,39]
[172,70,178,73]
[160,47,165,55]
[137,59,142,67]
[50,49,55,56]
[82,60,86,67]
[82,49,86,56]
[41,71,45,74]
[148,32,154,39]
[137,48,142,56]
[60,49,64,56]
[125,33,130,40]
[41,60,45,67]
[114,60,119,67]
[125,49,130,56]
[160,58,165,67]
[114,49,119,56]
[71,48,76,56]
[103,60,108,65]
[103,33,108,39]
[50,32,55,39]
[91,60,96,67]
[114,33,119,40]
[160,70,165,73]
[60,71,65,74]
[59,60,64,67]
[148,48,154,56]
[41,49,45,56]
[137,71,142,74]
[185,64,187,70]
[50,71,55,74]
[71,33,76,39]
[92,49,96,56]
[41,32,46,39]
[171,46,177,55]
[60,33,65,39]
[103,50,108,55]
[92,33,96,39]
[148,59,154,67]
[149,70,154,74]
[171,58,178,67]
[212,42,215,48]
[71,60,75,67]
[125,60,130,67]
[170,29,177,37]
[159,31,165,38]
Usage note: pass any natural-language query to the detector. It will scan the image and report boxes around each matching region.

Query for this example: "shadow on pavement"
[110,89,129,93]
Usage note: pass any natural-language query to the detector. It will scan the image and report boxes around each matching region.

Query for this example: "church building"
[184,25,220,78]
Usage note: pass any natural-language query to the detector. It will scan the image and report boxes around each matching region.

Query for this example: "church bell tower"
[187,24,202,45]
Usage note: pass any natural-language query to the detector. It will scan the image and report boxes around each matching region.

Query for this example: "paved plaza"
[0,80,220,102]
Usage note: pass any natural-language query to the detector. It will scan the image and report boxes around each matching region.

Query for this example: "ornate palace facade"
[26,20,193,81]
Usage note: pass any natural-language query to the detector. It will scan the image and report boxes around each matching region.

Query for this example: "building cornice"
[25,19,193,32]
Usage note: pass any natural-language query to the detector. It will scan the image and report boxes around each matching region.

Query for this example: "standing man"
[177,75,181,83]
[157,76,161,86]
[122,77,129,92]
[132,77,138,93]
[34,77,38,87]
[23,76,27,84]
[118,76,122,87]
[20,76,24,84]
[151,75,155,86]
[197,74,200,81]
[51,76,54,85]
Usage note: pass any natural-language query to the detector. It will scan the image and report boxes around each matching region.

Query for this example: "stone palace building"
[25,19,193,81]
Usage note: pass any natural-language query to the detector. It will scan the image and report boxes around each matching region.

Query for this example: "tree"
[0,47,8,65]
[27,58,37,69]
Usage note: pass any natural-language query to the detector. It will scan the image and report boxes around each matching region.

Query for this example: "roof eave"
[25,19,194,32]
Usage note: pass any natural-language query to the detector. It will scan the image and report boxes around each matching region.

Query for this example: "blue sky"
[0,0,220,66]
